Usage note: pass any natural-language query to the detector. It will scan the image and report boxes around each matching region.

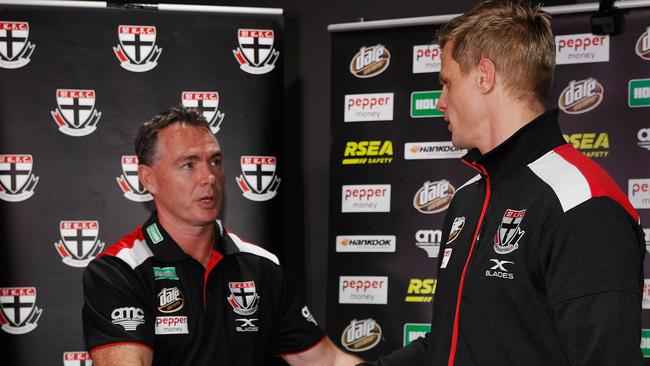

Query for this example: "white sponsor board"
[555,33,609,65]
[155,316,189,335]
[412,44,441,73]
[629,179,650,209]
[339,276,388,304]
[336,235,396,253]
[341,184,391,213]
[344,93,394,122]
[404,141,467,160]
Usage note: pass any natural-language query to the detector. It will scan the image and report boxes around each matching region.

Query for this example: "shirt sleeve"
[543,197,644,365]
[82,256,154,352]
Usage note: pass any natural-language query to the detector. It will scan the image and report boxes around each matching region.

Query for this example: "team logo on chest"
[113,25,162,72]
[233,29,280,74]
[446,216,465,244]
[181,91,225,134]
[227,281,260,316]
[54,220,105,267]
[0,287,43,334]
[51,89,102,137]
[494,209,526,254]
[0,154,39,202]
[0,21,35,69]
[116,155,153,202]
[236,156,281,201]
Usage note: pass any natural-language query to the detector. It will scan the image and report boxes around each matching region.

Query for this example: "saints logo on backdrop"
[51,89,102,136]
[0,21,35,69]
[113,25,162,72]
[116,155,153,202]
[181,91,226,134]
[233,29,280,74]
[236,156,281,201]
[54,220,105,267]
[0,154,39,202]
[0,287,42,335]
[63,352,92,366]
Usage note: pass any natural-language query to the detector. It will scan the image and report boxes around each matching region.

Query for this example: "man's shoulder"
[93,226,154,270]
[225,229,280,266]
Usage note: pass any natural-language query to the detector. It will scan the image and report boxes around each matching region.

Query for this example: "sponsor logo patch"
[405,278,436,302]
[155,316,188,335]
[227,281,260,316]
[485,259,515,280]
[414,230,441,258]
[494,209,526,254]
[404,141,466,160]
[644,228,650,253]
[642,329,650,357]
[558,78,604,114]
[154,267,179,280]
[113,25,162,72]
[111,307,145,331]
[341,184,391,213]
[0,154,39,202]
[563,132,609,158]
[629,179,650,209]
[440,248,452,269]
[644,279,650,309]
[412,44,441,73]
[639,128,650,151]
[555,33,609,65]
[339,276,388,304]
[403,323,430,346]
[447,217,465,244]
[636,27,650,60]
[181,91,225,134]
[146,223,163,244]
[233,29,279,75]
[236,156,281,201]
[63,351,92,366]
[0,21,35,69]
[344,93,394,122]
[342,140,393,165]
[336,235,396,253]
[116,155,153,202]
[413,180,454,214]
[301,306,318,325]
[350,44,390,78]
[410,91,443,118]
[157,287,184,313]
[51,89,102,137]
[341,318,382,352]
[0,287,42,334]
[54,220,105,267]
[235,317,259,332]
[629,79,650,108]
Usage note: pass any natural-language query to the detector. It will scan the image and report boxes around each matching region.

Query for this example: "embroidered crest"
[493,209,526,254]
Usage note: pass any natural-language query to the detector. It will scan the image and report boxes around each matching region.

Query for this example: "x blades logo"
[116,155,152,202]
[233,29,279,75]
[405,278,436,302]
[0,287,42,334]
[113,25,162,72]
[181,91,225,134]
[51,89,101,137]
[0,21,35,69]
[0,154,38,202]
[235,318,259,332]
[54,220,105,267]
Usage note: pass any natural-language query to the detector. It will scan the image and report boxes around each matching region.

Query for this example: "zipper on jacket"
[447,161,492,366]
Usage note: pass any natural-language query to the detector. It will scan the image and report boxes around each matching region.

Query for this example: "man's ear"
[476,58,496,94]
[138,164,157,195]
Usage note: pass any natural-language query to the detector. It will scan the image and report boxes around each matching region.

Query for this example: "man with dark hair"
[361,1,644,365]
[83,106,361,366]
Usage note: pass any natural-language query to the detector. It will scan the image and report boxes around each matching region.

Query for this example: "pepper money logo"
[54,220,105,268]
[629,179,650,209]
[412,44,441,73]
[233,29,279,75]
[405,278,436,303]
[0,287,42,334]
[350,44,390,78]
[236,156,281,201]
[0,21,35,69]
[563,132,609,158]
[341,318,382,352]
[341,184,391,213]
[113,25,162,72]
[413,179,454,214]
[51,89,102,137]
[63,351,92,366]
[555,33,609,65]
[636,26,650,60]
[181,91,226,134]
[344,93,394,122]
[558,78,604,114]
[339,276,388,304]
[342,140,393,165]
[0,154,39,202]
[116,155,153,202]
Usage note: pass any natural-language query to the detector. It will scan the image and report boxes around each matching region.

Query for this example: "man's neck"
[157,211,215,268]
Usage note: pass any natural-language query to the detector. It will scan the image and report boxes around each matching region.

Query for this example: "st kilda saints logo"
[350,44,390,78]
[0,287,42,335]
[113,25,162,72]
[0,21,35,69]
[63,352,93,366]
[51,89,102,137]
[236,156,281,201]
[181,91,225,134]
[558,78,604,114]
[0,154,39,202]
[227,281,260,316]
[494,209,526,254]
[233,29,280,75]
[116,155,153,202]
[54,220,105,268]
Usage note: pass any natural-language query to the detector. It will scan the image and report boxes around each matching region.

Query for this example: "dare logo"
[405,278,436,303]
[350,44,390,78]
[0,21,35,69]
[413,180,454,214]
[342,140,393,165]
[563,132,609,158]
[341,318,382,352]
[558,78,604,114]
[636,27,650,60]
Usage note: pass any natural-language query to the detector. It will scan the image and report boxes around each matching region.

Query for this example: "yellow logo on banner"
[405,278,436,302]
[342,140,393,165]
[563,132,609,158]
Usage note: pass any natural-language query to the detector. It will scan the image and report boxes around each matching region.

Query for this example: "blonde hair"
[437,0,555,104]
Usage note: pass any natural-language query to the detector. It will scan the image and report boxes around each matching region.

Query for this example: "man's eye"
[210,159,222,166]
[182,162,194,169]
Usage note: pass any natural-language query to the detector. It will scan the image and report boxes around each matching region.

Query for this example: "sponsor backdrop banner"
[328,6,650,361]
[0,3,285,364]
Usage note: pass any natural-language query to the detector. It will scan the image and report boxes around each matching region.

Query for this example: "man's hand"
[90,343,153,366]
[283,336,363,366]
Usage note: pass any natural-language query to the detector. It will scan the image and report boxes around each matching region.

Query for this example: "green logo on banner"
[147,223,163,244]
[403,323,431,346]
[629,79,650,108]
[411,91,443,118]
[153,267,179,280]
[642,329,650,357]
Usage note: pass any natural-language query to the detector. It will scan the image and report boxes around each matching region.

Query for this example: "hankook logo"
[404,141,467,160]
[558,78,604,114]
[336,235,396,253]
[350,44,390,78]
[413,180,454,214]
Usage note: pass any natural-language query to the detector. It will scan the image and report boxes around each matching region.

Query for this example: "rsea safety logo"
[411,91,443,118]
[412,44,441,73]
[63,351,92,366]
[415,230,442,258]
[116,155,153,202]
[51,89,102,137]
[350,44,390,78]
[558,78,604,114]
[555,33,609,64]
[563,132,609,158]
[0,154,39,202]
[0,287,42,334]
[342,140,393,165]
[339,276,388,304]
[404,141,467,160]
[636,27,650,60]
[233,29,279,75]
[341,318,382,352]
[644,279,650,309]
[405,278,436,303]
[629,79,650,108]
[54,220,105,268]
[643,329,650,358]
[639,128,650,151]
[403,323,430,346]
[629,179,650,209]
[344,93,394,122]
[181,91,225,134]
[413,180,455,214]
[0,21,35,69]
[341,184,391,213]
[336,235,396,253]
[113,25,162,72]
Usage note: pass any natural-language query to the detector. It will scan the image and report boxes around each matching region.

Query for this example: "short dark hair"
[135,106,211,166]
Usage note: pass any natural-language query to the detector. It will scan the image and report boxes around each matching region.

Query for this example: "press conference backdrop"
[0,2,286,364]
[327,2,650,361]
